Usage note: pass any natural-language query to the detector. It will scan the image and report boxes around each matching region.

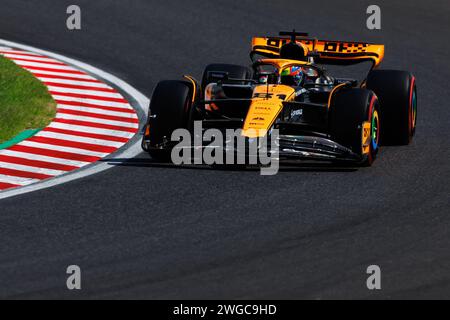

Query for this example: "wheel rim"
[411,86,417,133]
[371,109,380,150]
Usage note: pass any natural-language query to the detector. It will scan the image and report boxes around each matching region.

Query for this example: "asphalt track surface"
[0,0,449,299]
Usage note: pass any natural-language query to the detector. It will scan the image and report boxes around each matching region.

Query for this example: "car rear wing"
[251,36,385,68]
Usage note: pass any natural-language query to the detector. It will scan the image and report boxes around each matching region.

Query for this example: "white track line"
[0,149,88,167]
[0,49,42,56]
[0,161,65,176]
[0,175,40,186]
[47,86,123,98]
[35,131,125,148]
[23,69,95,79]
[47,122,135,138]
[57,105,138,118]
[18,141,109,158]
[13,60,83,71]
[55,113,139,128]
[37,77,110,88]
[52,95,131,108]
[1,53,63,63]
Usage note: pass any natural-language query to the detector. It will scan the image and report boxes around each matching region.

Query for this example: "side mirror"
[207,71,229,83]
[257,72,278,84]
[267,73,279,84]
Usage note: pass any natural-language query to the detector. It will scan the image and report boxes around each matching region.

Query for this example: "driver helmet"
[258,74,268,84]
[281,66,304,86]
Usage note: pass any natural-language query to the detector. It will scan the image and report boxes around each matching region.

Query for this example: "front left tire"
[201,63,252,91]
[366,70,417,145]
[329,88,381,166]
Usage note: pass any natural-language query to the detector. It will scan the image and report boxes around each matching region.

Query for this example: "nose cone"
[242,98,283,138]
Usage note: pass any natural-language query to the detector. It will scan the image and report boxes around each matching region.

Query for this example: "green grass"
[0,55,56,143]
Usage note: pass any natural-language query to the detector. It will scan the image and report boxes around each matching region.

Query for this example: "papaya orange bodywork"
[252,36,384,67]
[242,84,295,138]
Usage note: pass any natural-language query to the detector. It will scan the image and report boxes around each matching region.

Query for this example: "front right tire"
[143,80,193,161]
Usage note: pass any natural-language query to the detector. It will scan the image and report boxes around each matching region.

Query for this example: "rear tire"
[366,70,417,145]
[201,63,252,91]
[329,88,380,166]
[143,80,193,161]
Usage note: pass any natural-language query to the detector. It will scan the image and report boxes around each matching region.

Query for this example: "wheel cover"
[371,109,380,150]
[411,87,417,132]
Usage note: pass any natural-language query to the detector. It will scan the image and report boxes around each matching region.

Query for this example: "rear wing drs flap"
[251,36,385,68]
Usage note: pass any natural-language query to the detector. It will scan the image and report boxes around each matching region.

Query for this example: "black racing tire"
[145,80,193,161]
[366,70,417,145]
[329,88,381,166]
[201,63,252,91]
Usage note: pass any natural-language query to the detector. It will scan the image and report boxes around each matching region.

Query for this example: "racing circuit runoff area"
[0,0,449,301]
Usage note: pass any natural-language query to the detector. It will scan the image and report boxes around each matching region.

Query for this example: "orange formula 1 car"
[142,31,417,166]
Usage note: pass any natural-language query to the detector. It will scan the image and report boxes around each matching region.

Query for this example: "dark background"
[0,0,449,298]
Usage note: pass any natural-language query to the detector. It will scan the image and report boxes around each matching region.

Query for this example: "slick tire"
[201,63,252,91]
[366,70,417,145]
[145,80,193,162]
[329,88,381,166]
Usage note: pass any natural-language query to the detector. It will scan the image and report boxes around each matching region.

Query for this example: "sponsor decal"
[362,121,371,154]
[171,121,279,175]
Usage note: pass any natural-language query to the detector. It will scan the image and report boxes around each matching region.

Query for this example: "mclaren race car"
[142,31,417,166]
